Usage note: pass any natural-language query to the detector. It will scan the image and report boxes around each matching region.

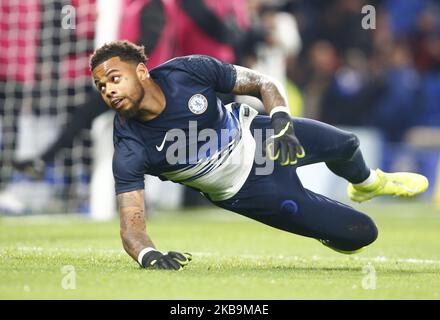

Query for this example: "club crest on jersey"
[188,94,208,114]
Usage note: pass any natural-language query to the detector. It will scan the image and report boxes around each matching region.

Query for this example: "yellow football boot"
[348,169,429,203]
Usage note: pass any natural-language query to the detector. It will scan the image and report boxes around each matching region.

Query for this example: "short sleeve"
[112,138,146,194]
[183,55,237,93]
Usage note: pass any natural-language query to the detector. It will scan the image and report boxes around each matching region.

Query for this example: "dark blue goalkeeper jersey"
[112,55,259,200]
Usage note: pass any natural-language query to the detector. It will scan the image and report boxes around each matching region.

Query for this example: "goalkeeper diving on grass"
[89,41,428,270]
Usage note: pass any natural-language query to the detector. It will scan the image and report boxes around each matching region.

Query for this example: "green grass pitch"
[1,202,440,299]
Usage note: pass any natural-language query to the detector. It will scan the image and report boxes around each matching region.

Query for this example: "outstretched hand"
[141,250,192,270]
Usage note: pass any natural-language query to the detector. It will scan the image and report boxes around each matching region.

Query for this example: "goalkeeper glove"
[140,249,192,270]
[266,110,305,165]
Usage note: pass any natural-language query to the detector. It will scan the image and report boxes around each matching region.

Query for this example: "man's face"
[92,56,145,118]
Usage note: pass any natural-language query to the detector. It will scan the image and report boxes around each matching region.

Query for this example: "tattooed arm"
[117,190,155,262]
[231,65,289,115]
[117,190,193,269]
[232,65,305,164]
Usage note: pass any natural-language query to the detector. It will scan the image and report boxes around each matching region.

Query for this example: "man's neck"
[138,79,166,121]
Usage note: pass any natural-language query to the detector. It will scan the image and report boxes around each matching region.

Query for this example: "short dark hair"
[89,40,148,71]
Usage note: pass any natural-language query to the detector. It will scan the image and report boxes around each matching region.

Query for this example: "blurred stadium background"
[1,0,440,218]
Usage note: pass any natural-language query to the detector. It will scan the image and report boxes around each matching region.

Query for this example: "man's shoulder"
[150,56,188,72]
[112,118,147,161]
[151,55,221,74]
[112,114,140,142]
[113,113,127,133]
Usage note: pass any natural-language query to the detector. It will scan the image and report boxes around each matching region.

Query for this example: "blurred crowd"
[288,0,440,144]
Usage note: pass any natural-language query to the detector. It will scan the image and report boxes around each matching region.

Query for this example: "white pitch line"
[3,246,440,266]
[191,252,440,265]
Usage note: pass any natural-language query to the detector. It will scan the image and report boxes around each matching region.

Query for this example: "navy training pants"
[212,115,378,252]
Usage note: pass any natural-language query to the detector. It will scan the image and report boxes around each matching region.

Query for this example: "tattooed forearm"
[117,190,155,261]
[232,65,288,113]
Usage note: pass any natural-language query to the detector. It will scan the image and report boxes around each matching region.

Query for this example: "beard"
[119,83,145,119]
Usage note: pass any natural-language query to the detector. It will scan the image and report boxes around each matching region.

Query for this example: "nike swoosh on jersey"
[156,133,168,152]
